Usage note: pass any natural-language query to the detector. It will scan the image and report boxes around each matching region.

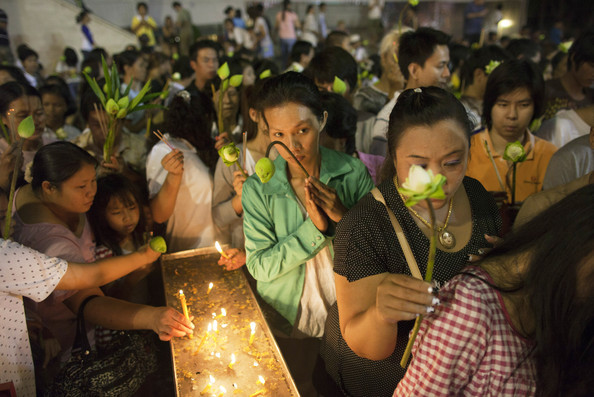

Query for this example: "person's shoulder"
[533,134,558,156]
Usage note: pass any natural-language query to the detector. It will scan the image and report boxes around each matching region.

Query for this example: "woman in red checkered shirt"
[395,184,594,396]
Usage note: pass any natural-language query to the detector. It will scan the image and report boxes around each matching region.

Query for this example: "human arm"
[242,177,330,282]
[148,148,184,223]
[56,244,161,290]
[213,158,246,229]
[64,289,194,341]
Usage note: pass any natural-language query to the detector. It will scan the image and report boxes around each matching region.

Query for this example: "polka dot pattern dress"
[320,177,502,397]
[0,239,68,397]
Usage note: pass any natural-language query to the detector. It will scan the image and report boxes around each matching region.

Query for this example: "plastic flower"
[255,157,275,183]
[503,141,527,163]
[485,60,501,75]
[17,116,35,138]
[398,165,446,207]
[332,76,347,95]
[218,142,240,166]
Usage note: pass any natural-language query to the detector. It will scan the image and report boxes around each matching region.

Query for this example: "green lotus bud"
[149,236,167,253]
[117,96,129,109]
[172,72,181,81]
[106,98,119,115]
[55,127,67,140]
[408,0,419,6]
[172,52,179,61]
[229,74,243,88]
[255,157,275,183]
[259,69,271,79]
[484,60,502,75]
[332,76,347,95]
[217,62,230,80]
[83,66,92,75]
[503,141,527,163]
[218,143,240,166]
[103,83,109,94]
[160,90,169,100]
[17,116,35,138]
[116,108,127,119]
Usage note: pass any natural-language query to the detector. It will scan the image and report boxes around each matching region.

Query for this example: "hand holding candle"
[178,290,193,339]
[215,241,230,259]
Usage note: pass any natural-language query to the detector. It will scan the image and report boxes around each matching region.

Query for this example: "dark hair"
[30,141,97,192]
[319,91,357,154]
[39,81,77,117]
[0,81,39,115]
[290,40,313,64]
[567,29,594,71]
[224,6,233,15]
[17,46,38,63]
[257,72,324,128]
[398,27,451,80]
[252,58,280,78]
[380,86,471,181]
[63,47,78,68]
[172,55,193,79]
[113,49,142,75]
[303,47,358,93]
[189,39,219,63]
[0,65,28,86]
[164,91,218,172]
[241,83,260,141]
[448,43,472,73]
[306,4,314,13]
[224,18,234,27]
[80,81,104,121]
[325,30,349,49]
[137,2,148,11]
[482,59,544,130]
[550,51,567,73]
[282,0,290,21]
[76,11,88,24]
[506,38,541,61]
[460,45,511,87]
[88,173,146,255]
[172,2,181,8]
[477,184,594,395]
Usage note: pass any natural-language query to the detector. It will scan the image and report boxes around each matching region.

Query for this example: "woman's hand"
[468,234,503,262]
[304,179,328,233]
[161,149,184,176]
[376,274,437,324]
[232,169,247,197]
[305,177,348,223]
[214,132,230,151]
[138,243,162,264]
[100,155,124,174]
[150,307,195,341]
[217,248,246,271]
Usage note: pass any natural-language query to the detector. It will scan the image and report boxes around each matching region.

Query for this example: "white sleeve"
[146,143,170,199]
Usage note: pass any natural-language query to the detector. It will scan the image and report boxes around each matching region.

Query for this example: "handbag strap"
[370,187,423,280]
[72,295,100,354]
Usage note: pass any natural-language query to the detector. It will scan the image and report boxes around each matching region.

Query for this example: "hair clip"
[413,88,422,93]
[176,90,190,103]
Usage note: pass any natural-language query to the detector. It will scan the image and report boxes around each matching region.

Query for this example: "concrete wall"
[1,0,136,71]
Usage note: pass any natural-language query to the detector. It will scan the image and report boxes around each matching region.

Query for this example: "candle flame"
[179,289,184,295]
[207,282,214,294]
[253,361,259,366]
[210,375,215,383]
[221,308,226,316]
[250,322,256,333]
[215,241,224,253]
[258,375,265,384]
[213,320,218,332]
[220,386,226,393]
[207,322,212,332]
[231,353,236,364]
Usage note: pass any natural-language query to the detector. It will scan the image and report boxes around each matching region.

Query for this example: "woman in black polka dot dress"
[320,87,502,396]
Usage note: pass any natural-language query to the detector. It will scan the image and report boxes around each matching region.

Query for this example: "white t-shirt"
[146,135,216,252]
[0,239,68,397]
[536,109,591,149]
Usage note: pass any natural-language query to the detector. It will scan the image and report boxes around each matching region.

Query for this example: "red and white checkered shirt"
[395,266,536,396]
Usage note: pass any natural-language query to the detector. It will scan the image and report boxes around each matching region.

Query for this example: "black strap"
[72,295,100,354]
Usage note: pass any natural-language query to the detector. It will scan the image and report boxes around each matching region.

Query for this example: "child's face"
[23,56,38,74]
[42,93,67,126]
[105,194,140,238]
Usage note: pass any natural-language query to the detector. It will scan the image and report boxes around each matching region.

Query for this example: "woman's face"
[105,194,140,238]
[490,87,534,142]
[215,86,240,120]
[264,102,326,171]
[128,57,148,83]
[242,65,256,87]
[23,56,38,75]
[394,119,469,210]
[2,95,45,138]
[42,93,67,127]
[49,163,97,214]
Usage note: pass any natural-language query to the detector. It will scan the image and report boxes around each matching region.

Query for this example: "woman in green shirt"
[241,72,374,395]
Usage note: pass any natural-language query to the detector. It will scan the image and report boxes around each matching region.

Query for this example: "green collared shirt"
[242,146,374,327]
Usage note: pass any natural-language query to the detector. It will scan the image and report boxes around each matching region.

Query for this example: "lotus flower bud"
[106,98,119,115]
[255,157,275,183]
[17,116,35,138]
[117,96,129,109]
[149,236,167,253]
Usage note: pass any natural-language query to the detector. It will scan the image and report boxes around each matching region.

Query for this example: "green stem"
[217,82,225,136]
[0,121,10,144]
[265,141,310,178]
[400,198,437,368]
[511,163,517,206]
[3,141,23,239]
[235,161,248,178]
[397,3,409,33]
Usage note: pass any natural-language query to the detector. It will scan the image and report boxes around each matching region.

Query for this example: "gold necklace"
[395,177,457,249]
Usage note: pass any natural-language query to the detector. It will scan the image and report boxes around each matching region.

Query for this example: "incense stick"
[153,130,175,151]
[93,103,109,138]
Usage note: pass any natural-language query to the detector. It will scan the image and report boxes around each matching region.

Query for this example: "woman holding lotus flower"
[241,72,374,395]
[320,87,502,396]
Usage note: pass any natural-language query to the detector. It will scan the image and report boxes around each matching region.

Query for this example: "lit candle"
[253,361,259,367]
[197,322,211,351]
[178,290,193,338]
[216,308,226,319]
[217,385,226,397]
[200,375,215,395]
[249,389,266,397]
[207,282,214,294]
[249,322,256,345]
[215,241,230,259]
[257,375,265,385]
[228,353,236,369]
[213,320,218,333]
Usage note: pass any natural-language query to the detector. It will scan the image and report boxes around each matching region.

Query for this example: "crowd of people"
[1,1,593,396]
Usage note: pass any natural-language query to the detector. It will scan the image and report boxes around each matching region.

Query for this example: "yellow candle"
[249,389,266,397]
[249,322,256,346]
[228,353,236,369]
[197,323,211,351]
[200,375,215,395]
[216,308,227,319]
[179,290,189,320]
[207,282,214,294]
[215,241,230,259]
[217,385,226,397]
[257,375,265,385]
